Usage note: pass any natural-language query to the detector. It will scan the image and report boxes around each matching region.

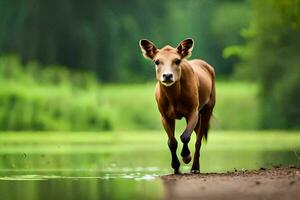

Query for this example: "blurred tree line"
[226,0,300,129]
[0,0,250,82]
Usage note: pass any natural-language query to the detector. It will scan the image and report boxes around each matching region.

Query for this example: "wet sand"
[161,167,300,200]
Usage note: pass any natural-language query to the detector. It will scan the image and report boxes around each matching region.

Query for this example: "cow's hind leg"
[191,114,202,173]
[191,106,213,173]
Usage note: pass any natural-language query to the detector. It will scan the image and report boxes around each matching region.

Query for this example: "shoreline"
[161,166,300,200]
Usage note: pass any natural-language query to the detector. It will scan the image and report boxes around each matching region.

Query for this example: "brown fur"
[139,38,216,174]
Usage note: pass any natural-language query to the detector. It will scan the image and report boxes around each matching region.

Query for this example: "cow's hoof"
[182,154,191,164]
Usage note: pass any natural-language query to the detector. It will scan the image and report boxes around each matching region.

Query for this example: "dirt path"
[161,167,300,200]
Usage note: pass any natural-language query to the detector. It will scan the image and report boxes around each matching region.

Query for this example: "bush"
[0,55,112,131]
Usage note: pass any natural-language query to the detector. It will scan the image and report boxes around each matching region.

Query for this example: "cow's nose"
[162,73,173,81]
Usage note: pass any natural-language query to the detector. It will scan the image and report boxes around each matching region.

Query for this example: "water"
[0,132,299,200]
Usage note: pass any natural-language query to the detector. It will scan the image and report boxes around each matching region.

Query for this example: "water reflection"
[0,178,163,200]
[0,150,299,176]
[0,134,299,200]
[0,150,299,200]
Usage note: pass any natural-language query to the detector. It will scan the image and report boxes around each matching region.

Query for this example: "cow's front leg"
[162,116,180,174]
[180,110,198,164]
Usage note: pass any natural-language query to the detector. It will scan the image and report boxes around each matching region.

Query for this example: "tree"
[227,0,300,129]
[0,0,250,82]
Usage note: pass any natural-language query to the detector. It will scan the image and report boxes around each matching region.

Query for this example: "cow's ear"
[177,38,194,58]
[139,39,158,59]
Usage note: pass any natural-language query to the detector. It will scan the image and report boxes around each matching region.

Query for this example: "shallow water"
[0,132,299,200]
[0,178,163,200]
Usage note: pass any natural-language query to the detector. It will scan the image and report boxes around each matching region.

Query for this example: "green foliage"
[226,0,300,129]
[0,56,259,131]
[0,0,251,82]
[211,1,251,75]
[0,55,112,131]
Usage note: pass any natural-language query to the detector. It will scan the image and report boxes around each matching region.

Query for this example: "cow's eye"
[174,59,181,65]
[155,60,160,65]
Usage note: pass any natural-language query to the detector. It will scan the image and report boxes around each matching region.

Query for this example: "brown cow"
[139,38,216,174]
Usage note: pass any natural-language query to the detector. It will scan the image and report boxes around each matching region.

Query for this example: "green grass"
[0,131,299,153]
[98,81,259,131]
[214,81,259,129]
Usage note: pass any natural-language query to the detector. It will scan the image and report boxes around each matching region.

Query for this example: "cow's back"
[188,59,215,110]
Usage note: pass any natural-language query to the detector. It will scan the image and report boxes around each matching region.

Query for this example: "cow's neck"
[159,80,181,105]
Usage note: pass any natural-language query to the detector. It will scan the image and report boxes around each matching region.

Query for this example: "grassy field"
[0,80,259,131]
[95,81,260,131]
[0,56,260,131]
[0,131,299,153]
